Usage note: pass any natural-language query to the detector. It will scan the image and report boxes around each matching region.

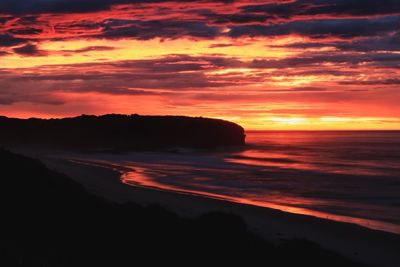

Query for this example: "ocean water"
[87,131,400,233]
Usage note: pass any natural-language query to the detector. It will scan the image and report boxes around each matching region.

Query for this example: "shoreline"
[70,158,400,235]
[38,154,400,267]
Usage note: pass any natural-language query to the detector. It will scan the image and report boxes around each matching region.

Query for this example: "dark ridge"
[0,114,246,150]
[0,148,369,266]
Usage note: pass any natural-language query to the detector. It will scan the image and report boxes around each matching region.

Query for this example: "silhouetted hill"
[0,149,368,266]
[0,114,245,150]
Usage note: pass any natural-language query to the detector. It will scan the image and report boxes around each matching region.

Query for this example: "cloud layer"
[0,0,399,129]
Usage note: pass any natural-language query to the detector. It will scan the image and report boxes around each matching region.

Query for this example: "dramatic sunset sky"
[1,0,399,129]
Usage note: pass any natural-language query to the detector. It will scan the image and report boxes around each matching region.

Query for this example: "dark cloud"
[302,0,400,16]
[339,79,400,85]
[0,0,230,15]
[0,93,66,105]
[335,34,400,52]
[0,16,14,24]
[209,43,236,48]
[62,46,116,53]
[59,18,221,41]
[17,15,39,23]
[229,16,400,38]
[204,12,270,24]
[1,1,399,47]
[0,77,67,105]
[7,28,43,35]
[208,43,248,48]
[1,55,241,99]
[0,0,150,14]
[0,34,27,47]
[97,19,221,40]
[3,50,399,87]
[13,44,46,56]
[241,0,400,18]
[250,52,400,69]
[273,32,400,52]
[290,87,327,92]
[271,42,336,49]
[281,69,358,77]
[241,1,302,19]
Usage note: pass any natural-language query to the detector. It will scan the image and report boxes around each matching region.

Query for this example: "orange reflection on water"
[69,158,400,235]
[225,152,314,171]
[122,164,400,234]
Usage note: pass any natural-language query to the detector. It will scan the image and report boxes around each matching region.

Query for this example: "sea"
[87,131,400,233]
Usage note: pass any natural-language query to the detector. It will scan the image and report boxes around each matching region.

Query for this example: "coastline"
[71,158,400,235]
[39,154,400,267]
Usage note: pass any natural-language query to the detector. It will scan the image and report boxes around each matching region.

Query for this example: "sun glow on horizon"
[237,116,400,130]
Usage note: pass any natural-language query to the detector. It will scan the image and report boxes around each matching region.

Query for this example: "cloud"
[0,16,14,24]
[13,43,47,56]
[96,19,222,40]
[61,46,116,53]
[229,16,400,38]
[0,34,27,47]
[208,43,237,48]
[241,0,400,18]
[0,51,398,106]
[1,52,399,124]
[1,1,399,53]
[0,0,149,14]
[0,78,67,105]
[249,51,400,69]
[335,33,400,52]
[204,12,271,24]
[0,55,242,105]
[0,0,233,15]
[0,93,66,105]
[273,31,400,52]
[339,79,400,85]
[8,27,43,35]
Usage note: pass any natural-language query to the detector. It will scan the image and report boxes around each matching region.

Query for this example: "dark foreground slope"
[0,149,368,267]
[0,114,245,150]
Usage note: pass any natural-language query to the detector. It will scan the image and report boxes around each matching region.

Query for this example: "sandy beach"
[33,152,400,267]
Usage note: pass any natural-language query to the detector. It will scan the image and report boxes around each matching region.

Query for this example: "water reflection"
[117,159,400,234]
[69,131,400,234]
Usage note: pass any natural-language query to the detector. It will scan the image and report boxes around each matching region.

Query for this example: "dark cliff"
[0,114,245,150]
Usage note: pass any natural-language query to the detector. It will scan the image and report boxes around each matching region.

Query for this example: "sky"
[0,0,400,130]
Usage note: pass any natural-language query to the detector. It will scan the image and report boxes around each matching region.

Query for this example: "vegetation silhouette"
[0,149,369,266]
[0,114,245,151]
